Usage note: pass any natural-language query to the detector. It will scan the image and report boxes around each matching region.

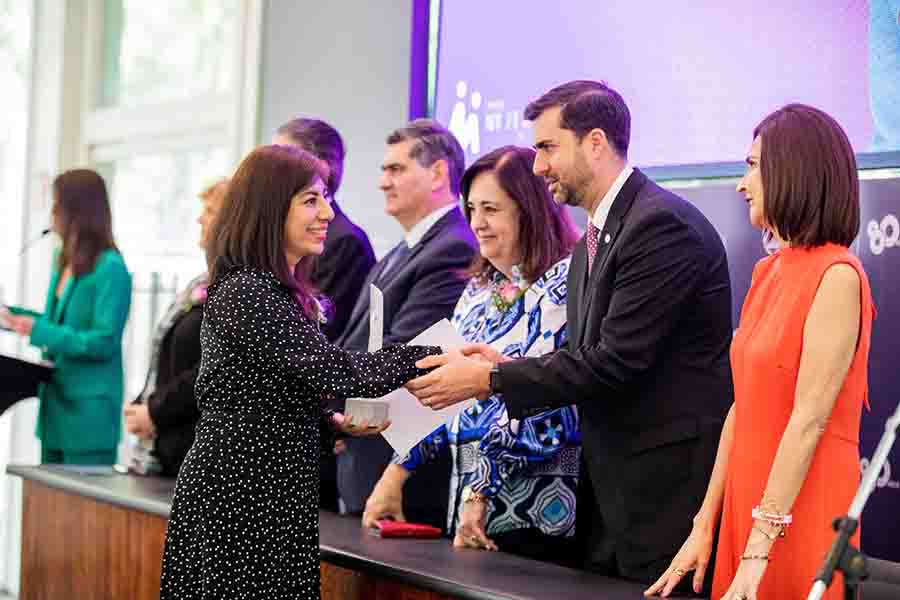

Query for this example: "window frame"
[80,0,263,167]
[77,0,264,405]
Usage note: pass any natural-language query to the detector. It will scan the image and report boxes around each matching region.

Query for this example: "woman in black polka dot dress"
[160,145,440,599]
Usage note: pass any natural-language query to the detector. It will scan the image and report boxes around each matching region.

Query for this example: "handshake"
[344,342,511,430]
[343,342,512,441]
[404,342,512,410]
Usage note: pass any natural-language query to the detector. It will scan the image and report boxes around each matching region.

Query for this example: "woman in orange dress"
[646,104,876,600]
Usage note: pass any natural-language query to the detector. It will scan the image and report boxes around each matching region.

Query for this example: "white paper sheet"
[379,318,474,458]
[344,285,392,427]
[367,284,384,353]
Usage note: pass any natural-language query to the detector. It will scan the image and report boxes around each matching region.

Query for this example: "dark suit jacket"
[335,207,478,525]
[143,304,203,477]
[500,169,733,583]
[312,203,376,342]
[309,203,374,509]
[337,207,477,352]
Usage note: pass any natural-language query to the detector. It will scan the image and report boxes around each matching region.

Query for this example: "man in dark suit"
[274,118,376,343]
[407,81,733,590]
[335,119,477,528]
[274,118,376,512]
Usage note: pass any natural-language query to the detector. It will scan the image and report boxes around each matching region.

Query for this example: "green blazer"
[9,249,132,453]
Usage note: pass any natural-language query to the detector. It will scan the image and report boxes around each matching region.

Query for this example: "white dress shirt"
[404,203,457,248]
[591,165,634,233]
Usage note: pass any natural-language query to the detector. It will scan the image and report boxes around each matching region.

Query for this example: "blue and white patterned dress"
[396,256,580,538]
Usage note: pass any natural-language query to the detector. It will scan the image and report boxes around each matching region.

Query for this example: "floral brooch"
[488,265,529,315]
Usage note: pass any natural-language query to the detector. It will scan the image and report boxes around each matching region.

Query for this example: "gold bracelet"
[740,554,770,562]
[462,487,489,505]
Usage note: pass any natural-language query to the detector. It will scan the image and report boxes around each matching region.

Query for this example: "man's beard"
[554,154,593,208]
[558,182,582,207]
[554,173,590,208]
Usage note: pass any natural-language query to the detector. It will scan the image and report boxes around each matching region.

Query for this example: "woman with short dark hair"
[4,169,132,465]
[159,145,439,599]
[363,146,583,566]
[646,105,876,600]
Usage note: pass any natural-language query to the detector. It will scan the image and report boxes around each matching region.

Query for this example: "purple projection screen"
[434,0,900,176]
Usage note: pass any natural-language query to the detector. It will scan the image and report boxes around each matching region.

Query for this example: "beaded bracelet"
[741,554,770,562]
[752,506,792,526]
[752,523,784,541]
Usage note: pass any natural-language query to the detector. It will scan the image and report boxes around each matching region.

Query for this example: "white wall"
[259,0,414,257]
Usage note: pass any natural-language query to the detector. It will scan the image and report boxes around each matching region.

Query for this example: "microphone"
[18,228,51,256]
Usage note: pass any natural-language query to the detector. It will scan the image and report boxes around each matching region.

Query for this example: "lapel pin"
[603,233,611,244]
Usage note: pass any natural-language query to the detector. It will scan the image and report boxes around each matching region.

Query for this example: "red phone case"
[372,520,442,539]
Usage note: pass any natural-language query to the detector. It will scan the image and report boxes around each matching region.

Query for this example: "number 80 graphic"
[868,214,900,255]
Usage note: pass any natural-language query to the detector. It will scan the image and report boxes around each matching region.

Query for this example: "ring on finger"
[469,535,479,545]
[673,567,686,577]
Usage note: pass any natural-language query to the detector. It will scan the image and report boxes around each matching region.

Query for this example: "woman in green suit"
[4,169,132,465]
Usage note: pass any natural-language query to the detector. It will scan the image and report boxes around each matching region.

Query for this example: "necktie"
[377,243,412,285]
[586,222,600,274]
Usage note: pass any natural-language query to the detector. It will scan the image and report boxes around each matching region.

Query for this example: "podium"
[1,352,54,415]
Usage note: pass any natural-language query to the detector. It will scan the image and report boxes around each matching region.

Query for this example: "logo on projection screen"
[868,214,899,255]
[449,81,482,155]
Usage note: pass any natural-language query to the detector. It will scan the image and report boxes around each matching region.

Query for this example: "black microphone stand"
[807,399,900,600]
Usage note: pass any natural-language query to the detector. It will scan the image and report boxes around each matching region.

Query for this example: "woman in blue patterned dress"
[363,146,582,565]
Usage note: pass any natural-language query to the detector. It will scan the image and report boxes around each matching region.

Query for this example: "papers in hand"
[343,285,474,457]
[383,319,474,458]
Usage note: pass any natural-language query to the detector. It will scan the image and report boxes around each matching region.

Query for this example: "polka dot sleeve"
[207,267,440,399]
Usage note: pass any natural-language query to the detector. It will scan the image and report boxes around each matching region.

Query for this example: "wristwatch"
[489,366,502,395]
[462,486,489,505]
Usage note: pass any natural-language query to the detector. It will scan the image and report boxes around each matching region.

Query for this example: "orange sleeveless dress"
[712,243,875,600]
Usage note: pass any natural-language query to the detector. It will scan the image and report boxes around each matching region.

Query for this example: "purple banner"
[436,0,900,168]
[854,177,900,562]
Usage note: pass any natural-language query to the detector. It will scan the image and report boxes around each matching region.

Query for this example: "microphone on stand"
[18,228,51,256]
[1,227,50,331]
